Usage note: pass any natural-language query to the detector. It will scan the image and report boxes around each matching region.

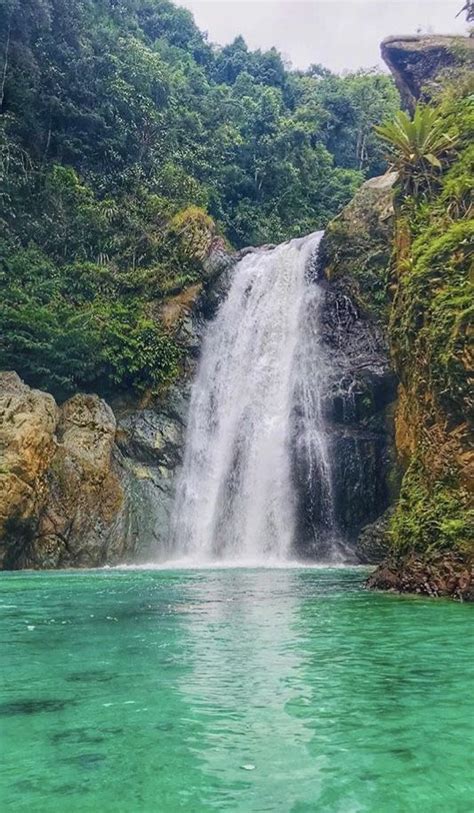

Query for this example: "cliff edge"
[381,35,474,110]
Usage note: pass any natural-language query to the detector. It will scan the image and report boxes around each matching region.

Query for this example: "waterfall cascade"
[169,232,344,564]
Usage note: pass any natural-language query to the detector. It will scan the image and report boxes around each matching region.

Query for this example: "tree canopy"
[0,0,399,398]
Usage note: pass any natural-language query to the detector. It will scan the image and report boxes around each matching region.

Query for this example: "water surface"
[1,567,473,812]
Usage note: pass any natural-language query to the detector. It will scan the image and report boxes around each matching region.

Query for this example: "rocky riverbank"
[0,372,129,568]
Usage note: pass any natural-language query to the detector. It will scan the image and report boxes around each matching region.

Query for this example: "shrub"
[375,104,457,196]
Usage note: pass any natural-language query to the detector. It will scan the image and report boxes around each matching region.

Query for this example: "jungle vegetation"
[0,0,398,398]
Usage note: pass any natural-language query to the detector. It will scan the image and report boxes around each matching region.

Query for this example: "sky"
[178,1,468,73]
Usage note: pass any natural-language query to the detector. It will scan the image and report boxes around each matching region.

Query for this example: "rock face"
[32,395,129,568]
[367,552,474,602]
[114,385,191,562]
[318,173,397,321]
[0,373,131,569]
[0,373,58,566]
[381,35,474,110]
[355,508,393,565]
[319,282,397,541]
[301,174,400,556]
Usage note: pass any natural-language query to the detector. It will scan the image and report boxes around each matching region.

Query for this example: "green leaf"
[425,153,442,169]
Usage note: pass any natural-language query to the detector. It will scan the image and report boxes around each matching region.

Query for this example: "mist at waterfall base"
[167,232,351,567]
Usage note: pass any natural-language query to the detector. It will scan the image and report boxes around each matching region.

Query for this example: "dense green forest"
[0,0,398,398]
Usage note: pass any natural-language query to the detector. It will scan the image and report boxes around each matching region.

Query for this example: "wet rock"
[367,550,474,601]
[117,399,187,470]
[355,508,394,564]
[292,284,397,556]
[235,243,277,260]
[114,387,191,559]
[319,278,398,544]
[203,235,236,279]
[329,431,392,535]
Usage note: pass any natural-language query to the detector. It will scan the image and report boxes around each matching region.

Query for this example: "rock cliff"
[381,35,474,110]
[0,373,130,568]
[315,34,473,597]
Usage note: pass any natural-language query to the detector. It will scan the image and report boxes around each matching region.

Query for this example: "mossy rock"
[319,172,397,324]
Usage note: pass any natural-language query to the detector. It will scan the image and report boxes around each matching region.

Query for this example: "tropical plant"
[457,1,474,23]
[375,105,458,195]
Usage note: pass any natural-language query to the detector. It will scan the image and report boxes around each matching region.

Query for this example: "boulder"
[0,377,133,569]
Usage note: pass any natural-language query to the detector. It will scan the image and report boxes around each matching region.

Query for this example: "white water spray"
[169,232,338,564]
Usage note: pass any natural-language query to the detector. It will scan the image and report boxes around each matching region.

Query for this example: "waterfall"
[169,232,342,564]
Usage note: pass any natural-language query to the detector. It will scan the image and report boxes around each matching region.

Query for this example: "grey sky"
[178,1,468,73]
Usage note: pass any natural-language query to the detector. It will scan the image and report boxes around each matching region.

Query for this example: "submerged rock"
[355,508,394,565]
